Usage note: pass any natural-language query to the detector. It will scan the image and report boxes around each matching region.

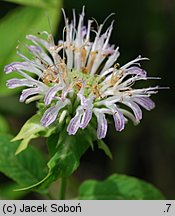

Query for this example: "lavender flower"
[4,7,160,139]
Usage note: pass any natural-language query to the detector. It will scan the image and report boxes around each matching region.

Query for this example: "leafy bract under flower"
[4,7,159,139]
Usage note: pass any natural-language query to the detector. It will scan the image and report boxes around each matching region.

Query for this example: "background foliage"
[0,0,174,199]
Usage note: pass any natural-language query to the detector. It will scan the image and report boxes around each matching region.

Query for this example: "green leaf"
[14,134,38,155]
[12,114,45,154]
[47,125,96,178]
[47,133,59,157]
[0,2,62,96]
[97,139,113,159]
[0,134,47,192]
[2,0,60,8]
[16,125,96,191]
[78,173,165,200]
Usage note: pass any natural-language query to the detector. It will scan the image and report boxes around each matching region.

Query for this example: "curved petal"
[4,62,42,76]
[44,84,63,105]
[133,97,155,111]
[77,92,87,108]
[113,109,125,132]
[41,99,70,127]
[26,34,51,50]
[125,66,147,77]
[20,88,41,102]
[67,115,81,135]
[106,104,125,132]
[80,109,93,129]
[122,100,142,121]
[27,45,53,65]
[41,105,59,127]
[7,78,36,89]
[67,108,83,135]
[94,110,108,139]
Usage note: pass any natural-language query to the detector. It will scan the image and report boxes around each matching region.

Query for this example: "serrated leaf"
[12,113,55,154]
[12,114,45,154]
[78,173,165,200]
[0,134,47,192]
[15,134,38,155]
[12,114,44,141]
[0,3,62,96]
[16,125,96,191]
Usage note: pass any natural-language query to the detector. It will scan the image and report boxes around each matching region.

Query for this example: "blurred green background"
[0,0,174,199]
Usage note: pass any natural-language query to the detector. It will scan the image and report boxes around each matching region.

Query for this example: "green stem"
[59,177,67,200]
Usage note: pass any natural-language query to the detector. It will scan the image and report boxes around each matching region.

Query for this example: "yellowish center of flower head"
[68,70,102,97]
[41,62,102,99]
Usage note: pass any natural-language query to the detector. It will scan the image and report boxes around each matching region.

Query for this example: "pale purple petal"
[77,92,87,108]
[26,34,51,50]
[80,109,93,129]
[100,47,120,74]
[126,66,147,77]
[81,26,87,38]
[133,97,155,111]
[4,62,42,76]
[123,101,142,121]
[41,105,59,127]
[4,62,25,73]
[41,100,70,127]
[113,109,125,131]
[27,33,61,64]
[61,88,69,101]
[97,114,107,139]
[20,88,41,102]
[17,50,46,71]
[28,45,53,65]
[67,113,82,135]
[7,78,37,89]
[28,45,42,54]
[94,112,108,139]
[102,45,115,55]
[106,104,125,131]
[44,84,63,105]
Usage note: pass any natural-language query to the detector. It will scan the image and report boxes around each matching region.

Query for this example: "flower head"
[4,7,159,139]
